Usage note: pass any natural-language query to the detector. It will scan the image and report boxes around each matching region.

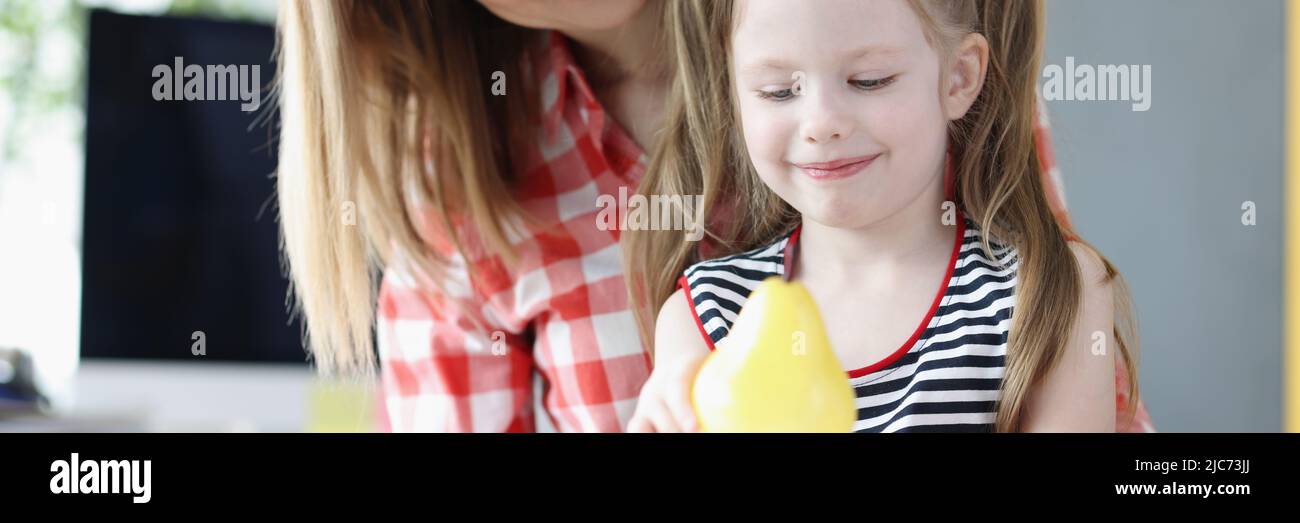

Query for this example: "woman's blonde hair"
[623,0,1141,432]
[276,0,541,375]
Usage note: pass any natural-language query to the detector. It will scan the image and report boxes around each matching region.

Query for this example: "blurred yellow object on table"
[307,378,378,433]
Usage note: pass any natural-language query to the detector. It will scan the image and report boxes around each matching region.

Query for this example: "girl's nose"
[803,125,843,144]
[800,92,855,144]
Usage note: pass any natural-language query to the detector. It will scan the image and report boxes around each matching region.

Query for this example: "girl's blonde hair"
[623,0,1140,432]
[276,0,541,375]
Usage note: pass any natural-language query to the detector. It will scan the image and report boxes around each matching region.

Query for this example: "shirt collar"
[537,31,609,150]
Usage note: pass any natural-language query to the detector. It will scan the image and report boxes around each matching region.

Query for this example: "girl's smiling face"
[731,0,974,230]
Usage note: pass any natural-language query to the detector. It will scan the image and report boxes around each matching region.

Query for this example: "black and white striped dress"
[678,217,1018,433]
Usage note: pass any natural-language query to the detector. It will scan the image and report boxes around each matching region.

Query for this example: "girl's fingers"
[644,397,682,433]
[627,414,656,433]
[669,355,708,432]
[667,383,699,432]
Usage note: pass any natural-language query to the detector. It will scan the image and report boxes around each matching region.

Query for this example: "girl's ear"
[943,33,989,121]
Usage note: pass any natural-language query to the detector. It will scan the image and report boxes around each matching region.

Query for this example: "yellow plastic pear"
[692,276,857,432]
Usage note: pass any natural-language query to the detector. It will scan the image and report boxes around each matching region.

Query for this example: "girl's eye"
[756,88,796,101]
[850,75,897,91]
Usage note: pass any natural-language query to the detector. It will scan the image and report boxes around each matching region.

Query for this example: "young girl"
[625,0,1142,432]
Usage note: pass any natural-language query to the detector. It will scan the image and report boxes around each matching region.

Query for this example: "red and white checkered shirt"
[376,30,1155,433]
[377,31,651,432]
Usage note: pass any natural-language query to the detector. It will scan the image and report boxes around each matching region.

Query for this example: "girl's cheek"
[863,86,919,140]
[739,102,797,177]
[868,87,947,173]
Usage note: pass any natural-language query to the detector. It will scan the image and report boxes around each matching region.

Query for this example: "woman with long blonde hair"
[276,0,670,431]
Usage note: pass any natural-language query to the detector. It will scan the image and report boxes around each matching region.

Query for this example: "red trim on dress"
[843,218,966,378]
[781,225,803,281]
[678,275,718,351]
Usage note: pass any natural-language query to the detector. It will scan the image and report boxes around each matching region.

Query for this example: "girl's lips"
[794,154,881,180]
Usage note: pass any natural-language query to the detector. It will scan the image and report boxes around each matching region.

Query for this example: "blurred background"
[1044,0,1285,431]
[0,0,376,432]
[0,0,1292,432]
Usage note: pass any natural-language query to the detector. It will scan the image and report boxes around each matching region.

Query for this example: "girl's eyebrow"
[737,58,799,76]
[737,44,906,76]
[844,44,906,60]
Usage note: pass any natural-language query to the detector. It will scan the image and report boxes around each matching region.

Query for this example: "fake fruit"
[691,277,856,432]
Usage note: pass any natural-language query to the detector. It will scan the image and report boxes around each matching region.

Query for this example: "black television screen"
[80,9,304,363]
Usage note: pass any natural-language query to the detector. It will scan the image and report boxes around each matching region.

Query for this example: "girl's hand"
[627,349,708,432]
[627,288,714,433]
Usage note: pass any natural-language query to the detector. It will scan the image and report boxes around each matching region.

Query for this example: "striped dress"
[678,217,1018,433]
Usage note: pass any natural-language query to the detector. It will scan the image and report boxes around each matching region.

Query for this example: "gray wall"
[1043,0,1284,431]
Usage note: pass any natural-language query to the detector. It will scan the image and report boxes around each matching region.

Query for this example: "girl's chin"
[795,203,879,230]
